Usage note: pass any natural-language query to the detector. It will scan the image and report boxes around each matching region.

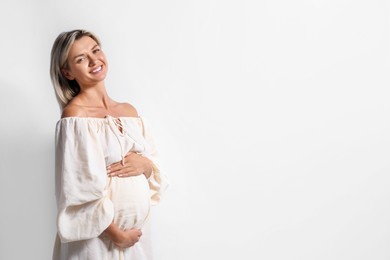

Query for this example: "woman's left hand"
[107,152,152,178]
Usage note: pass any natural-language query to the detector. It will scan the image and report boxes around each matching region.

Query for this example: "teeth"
[92,66,102,73]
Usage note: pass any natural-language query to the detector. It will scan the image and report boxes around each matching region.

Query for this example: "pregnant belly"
[109,175,151,229]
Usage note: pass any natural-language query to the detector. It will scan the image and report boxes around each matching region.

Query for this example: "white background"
[0,0,389,259]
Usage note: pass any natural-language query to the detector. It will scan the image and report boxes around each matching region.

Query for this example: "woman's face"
[62,36,108,88]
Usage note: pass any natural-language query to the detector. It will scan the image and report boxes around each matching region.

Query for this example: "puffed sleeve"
[55,118,114,243]
[140,118,169,205]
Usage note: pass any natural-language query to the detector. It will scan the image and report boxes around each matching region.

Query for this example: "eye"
[93,48,100,54]
[76,57,85,64]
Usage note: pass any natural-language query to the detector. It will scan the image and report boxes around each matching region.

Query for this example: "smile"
[91,66,102,73]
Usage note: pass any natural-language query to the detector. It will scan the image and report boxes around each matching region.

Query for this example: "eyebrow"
[72,44,99,61]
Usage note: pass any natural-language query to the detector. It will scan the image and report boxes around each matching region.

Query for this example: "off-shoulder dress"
[52,115,168,260]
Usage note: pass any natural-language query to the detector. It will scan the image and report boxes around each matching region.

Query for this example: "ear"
[61,68,75,80]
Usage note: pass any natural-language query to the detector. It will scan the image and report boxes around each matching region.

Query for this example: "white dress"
[52,115,168,260]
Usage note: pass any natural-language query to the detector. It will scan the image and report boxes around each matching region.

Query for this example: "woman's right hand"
[104,223,142,249]
[107,152,153,179]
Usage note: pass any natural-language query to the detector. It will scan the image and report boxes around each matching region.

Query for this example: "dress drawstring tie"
[106,115,126,165]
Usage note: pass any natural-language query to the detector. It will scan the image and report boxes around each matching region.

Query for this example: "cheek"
[69,64,88,77]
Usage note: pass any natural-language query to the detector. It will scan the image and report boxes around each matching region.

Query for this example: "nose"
[88,54,97,66]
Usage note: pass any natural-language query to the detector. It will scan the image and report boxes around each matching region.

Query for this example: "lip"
[90,65,103,74]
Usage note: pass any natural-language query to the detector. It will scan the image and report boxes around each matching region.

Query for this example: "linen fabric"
[52,116,168,260]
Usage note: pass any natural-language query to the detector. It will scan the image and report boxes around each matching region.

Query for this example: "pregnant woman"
[50,29,168,260]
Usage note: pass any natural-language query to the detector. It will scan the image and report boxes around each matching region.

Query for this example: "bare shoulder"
[61,104,87,118]
[118,102,139,117]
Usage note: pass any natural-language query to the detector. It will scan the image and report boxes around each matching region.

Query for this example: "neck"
[77,83,112,109]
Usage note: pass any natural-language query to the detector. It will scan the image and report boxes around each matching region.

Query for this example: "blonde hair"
[50,29,101,110]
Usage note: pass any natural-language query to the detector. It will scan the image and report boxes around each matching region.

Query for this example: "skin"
[61,35,153,248]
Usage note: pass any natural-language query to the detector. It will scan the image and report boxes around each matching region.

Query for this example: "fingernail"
[118,174,122,177]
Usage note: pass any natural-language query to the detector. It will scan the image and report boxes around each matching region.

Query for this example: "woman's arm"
[55,118,115,242]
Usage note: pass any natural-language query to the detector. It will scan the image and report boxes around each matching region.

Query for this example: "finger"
[117,172,141,178]
[107,156,133,171]
[121,170,145,177]
[107,162,117,169]
[107,166,120,176]
[107,156,139,174]
[107,164,120,174]
[108,167,128,177]
[108,164,133,176]
[113,169,141,178]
